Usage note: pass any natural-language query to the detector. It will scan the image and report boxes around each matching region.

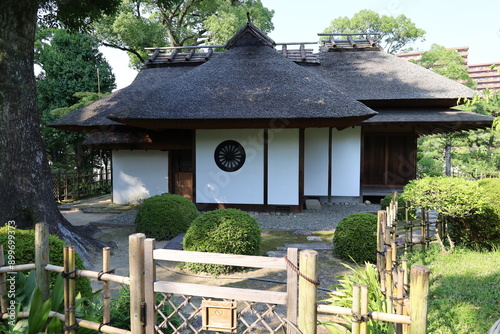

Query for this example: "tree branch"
[101,42,145,63]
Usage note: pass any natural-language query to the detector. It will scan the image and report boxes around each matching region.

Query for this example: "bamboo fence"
[1,214,430,334]
[52,168,111,202]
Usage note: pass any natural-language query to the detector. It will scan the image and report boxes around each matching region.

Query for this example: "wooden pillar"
[35,223,50,302]
[102,247,111,325]
[144,238,156,334]
[298,250,318,334]
[409,265,430,334]
[129,233,145,334]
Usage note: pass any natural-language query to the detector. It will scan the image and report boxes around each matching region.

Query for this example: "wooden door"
[175,172,193,200]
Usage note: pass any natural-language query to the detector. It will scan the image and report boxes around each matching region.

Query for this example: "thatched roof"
[306,50,477,107]
[362,108,494,135]
[107,23,376,129]
[49,66,191,132]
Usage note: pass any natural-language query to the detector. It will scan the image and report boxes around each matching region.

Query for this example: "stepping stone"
[276,243,333,251]
[305,199,321,210]
[163,233,185,250]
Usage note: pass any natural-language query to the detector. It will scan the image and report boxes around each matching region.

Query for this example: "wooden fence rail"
[1,216,430,334]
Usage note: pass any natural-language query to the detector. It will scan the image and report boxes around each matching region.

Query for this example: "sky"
[102,0,500,90]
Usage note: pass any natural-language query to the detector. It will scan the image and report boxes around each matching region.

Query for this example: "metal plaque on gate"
[201,300,237,333]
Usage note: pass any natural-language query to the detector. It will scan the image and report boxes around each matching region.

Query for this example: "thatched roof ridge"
[108,27,377,129]
[305,50,477,106]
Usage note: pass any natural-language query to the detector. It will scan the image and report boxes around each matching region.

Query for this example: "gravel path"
[95,203,381,231]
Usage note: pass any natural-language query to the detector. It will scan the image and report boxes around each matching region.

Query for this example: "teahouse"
[51,23,494,211]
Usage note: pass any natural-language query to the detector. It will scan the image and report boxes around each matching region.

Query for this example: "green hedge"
[333,213,378,263]
[0,226,92,297]
[135,194,198,240]
[183,209,261,275]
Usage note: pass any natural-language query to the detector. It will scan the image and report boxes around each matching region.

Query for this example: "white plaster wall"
[268,129,299,205]
[112,150,169,204]
[304,128,329,196]
[331,127,361,197]
[196,129,264,204]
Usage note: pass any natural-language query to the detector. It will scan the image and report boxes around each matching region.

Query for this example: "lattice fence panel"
[154,293,287,334]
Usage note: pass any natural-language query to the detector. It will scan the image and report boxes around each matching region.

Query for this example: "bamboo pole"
[103,247,111,325]
[129,233,145,334]
[378,210,387,290]
[64,246,76,334]
[35,223,50,301]
[298,250,318,334]
[286,247,299,333]
[360,285,368,334]
[385,248,393,312]
[0,264,36,273]
[352,284,361,334]
[409,265,430,334]
[317,305,412,324]
[44,264,130,284]
[396,268,405,334]
[0,244,7,313]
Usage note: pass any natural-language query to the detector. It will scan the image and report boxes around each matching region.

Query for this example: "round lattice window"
[214,140,246,172]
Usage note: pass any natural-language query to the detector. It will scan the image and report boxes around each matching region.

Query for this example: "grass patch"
[260,230,333,255]
[407,245,500,333]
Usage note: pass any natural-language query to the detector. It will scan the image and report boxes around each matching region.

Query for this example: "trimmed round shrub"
[333,213,377,263]
[0,226,92,297]
[135,194,199,240]
[447,178,500,250]
[182,209,261,275]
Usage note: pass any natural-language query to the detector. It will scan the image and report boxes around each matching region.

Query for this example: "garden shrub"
[404,177,500,250]
[380,192,413,220]
[0,226,92,297]
[135,194,199,240]
[182,208,261,275]
[446,178,500,250]
[332,213,377,263]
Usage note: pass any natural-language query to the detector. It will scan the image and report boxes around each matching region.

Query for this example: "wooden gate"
[142,238,300,334]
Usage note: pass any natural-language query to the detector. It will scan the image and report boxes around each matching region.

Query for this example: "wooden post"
[286,248,299,333]
[409,265,430,334]
[298,250,318,334]
[102,247,111,325]
[35,223,50,301]
[377,210,387,290]
[352,284,361,334]
[0,244,7,314]
[64,246,76,334]
[129,233,145,334]
[144,238,156,334]
[360,285,368,334]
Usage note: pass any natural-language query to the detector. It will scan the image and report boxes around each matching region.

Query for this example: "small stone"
[306,236,322,241]
[364,200,372,205]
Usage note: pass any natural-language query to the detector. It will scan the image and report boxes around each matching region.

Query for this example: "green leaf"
[27,288,52,334]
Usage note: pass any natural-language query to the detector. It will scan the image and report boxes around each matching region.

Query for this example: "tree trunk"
[0,0,102,264]
[444,136,452,176]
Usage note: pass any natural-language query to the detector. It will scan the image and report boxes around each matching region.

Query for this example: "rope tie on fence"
[351,311,370,323]
[63,324,78,331]
[98,322,111,332]
[97,269,115,281]
[61,269,78,279]
[390,296,406,306]
[284,255,320,286]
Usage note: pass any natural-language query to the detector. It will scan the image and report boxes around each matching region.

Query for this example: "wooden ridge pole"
[35,222,50,301]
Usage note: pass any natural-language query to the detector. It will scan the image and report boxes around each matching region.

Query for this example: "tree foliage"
[94,0,274,69]
[36,28,116,169]
[322,9,425,54]
[411,44,477,89]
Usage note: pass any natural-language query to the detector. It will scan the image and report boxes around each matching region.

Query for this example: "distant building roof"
[397,47,500,91]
